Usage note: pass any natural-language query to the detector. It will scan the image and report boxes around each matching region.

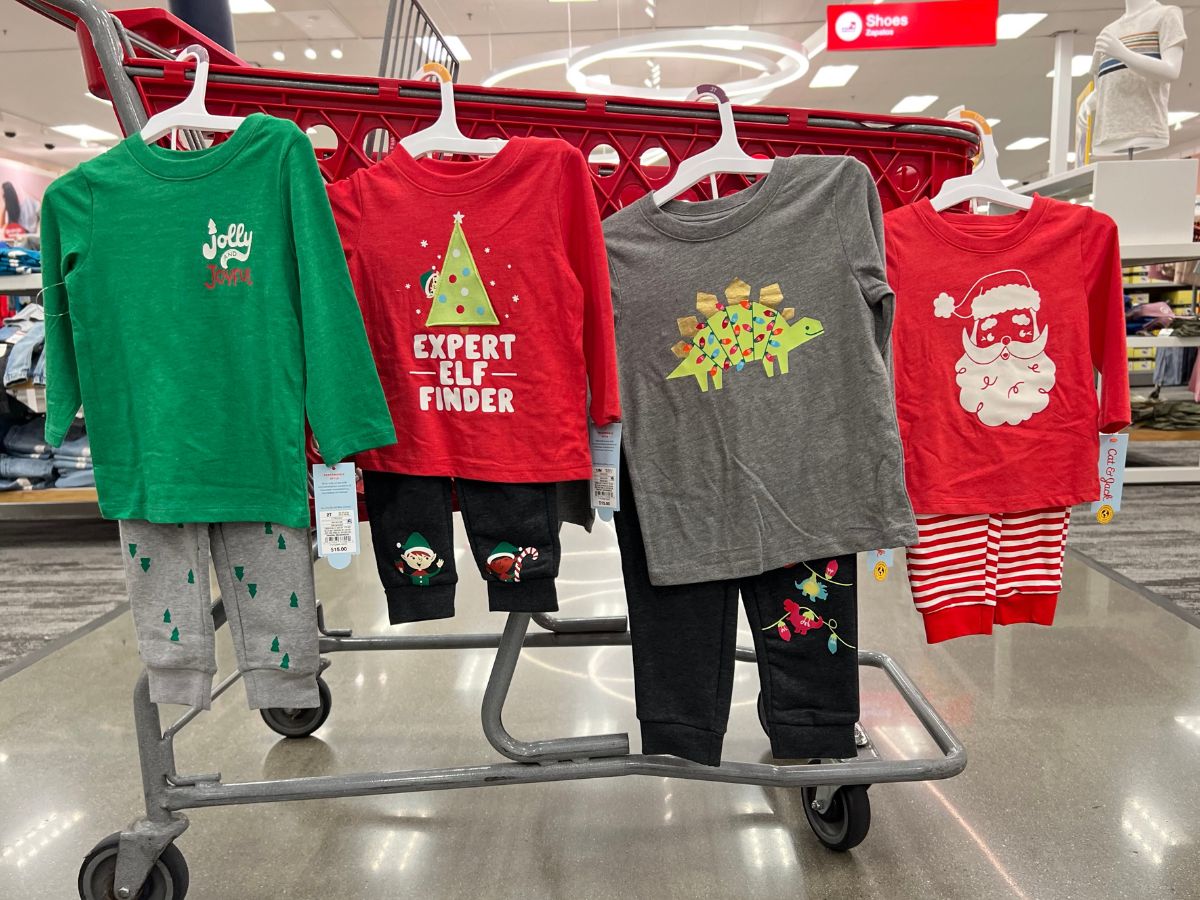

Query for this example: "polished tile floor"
[1,518,1198,899]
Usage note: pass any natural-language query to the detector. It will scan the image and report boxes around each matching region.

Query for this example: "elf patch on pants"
[363,470,561,624]
[394,531,445,585]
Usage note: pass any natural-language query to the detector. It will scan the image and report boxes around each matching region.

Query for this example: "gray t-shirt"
[604,154,916,586]
[1091,3,1187,155]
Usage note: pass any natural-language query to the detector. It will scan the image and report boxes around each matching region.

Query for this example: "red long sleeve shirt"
[328,137,620,481]
[884,196,1130,513]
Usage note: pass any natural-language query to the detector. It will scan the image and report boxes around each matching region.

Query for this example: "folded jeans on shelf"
[1,415,49,456]
[7,449,52,461]
[0,454,54,480]
[0,476,50,492]
[53,469,95,488]
[3,321,44,386]
[52,456,93,471]
[55,435,91,457]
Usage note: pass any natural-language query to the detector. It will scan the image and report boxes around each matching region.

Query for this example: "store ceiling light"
[229,0,274,13]
[564,29,809,101]
[1044,55,1093,78]
[1168,110,1199,128]
[1006,136,1049,150]
[272,49,286,62]
[416,35,472,62]
[986,117,1001,127]
[1001,178,1019,187]
[890,95,938,114]
[809,64,858,88]
[996,13,1046,40]
[50,124,117,142]
[304,46,317,60]
[330,46,344,60]
[644,5,655,18]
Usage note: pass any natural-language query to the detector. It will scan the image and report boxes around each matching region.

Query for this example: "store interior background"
[1,2,1199,898]
[2,0,1198,657]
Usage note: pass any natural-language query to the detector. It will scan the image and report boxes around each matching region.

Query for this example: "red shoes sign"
[827,0,998,51]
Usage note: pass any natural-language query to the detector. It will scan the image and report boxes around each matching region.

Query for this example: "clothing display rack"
[15,3,975,898]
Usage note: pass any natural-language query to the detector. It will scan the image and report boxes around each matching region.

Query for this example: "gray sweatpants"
[118,521,319,710]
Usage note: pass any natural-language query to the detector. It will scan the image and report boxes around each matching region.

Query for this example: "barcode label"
[591,466,617,508]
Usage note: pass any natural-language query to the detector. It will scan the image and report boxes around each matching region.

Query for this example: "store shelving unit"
[0,273,44,296]
[0,486,99,518]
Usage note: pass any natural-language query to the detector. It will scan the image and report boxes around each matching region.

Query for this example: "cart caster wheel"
[802,783,871,852]
[77,832,189,900]
[756,692,769,735]
[260,676,332,738]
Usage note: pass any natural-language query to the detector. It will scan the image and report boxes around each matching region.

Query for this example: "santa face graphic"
[935,271,1057,427]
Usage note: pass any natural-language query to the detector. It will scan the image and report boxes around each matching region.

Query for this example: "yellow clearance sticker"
[1096,504,1115,525]
[873,561,889,582]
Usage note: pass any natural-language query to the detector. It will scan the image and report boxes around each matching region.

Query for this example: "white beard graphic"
[954,327,1056,427]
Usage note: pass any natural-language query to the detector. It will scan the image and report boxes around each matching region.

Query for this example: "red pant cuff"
[994,592,1058,627]
[922,603,995,644]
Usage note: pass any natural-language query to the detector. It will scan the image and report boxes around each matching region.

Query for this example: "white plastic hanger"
[652,84,773,206]
[929,108,1033,212]
[400,62,506,159]
[139,45,245,145]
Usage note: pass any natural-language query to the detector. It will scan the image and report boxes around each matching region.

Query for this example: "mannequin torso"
[1089,0,1187,155]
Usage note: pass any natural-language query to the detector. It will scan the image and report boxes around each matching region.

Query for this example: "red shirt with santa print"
[327,137,620,481]
[884,195,1129,513]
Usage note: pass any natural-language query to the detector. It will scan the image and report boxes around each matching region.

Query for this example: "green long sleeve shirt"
[39,113,395,526]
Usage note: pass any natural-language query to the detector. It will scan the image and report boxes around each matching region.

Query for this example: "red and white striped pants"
[905,508,1070,644]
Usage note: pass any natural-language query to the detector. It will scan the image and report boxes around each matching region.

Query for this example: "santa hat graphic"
[487,541,518,564]
[419,268,438,295]
[934,269,1041,321]
[400,532,433,555]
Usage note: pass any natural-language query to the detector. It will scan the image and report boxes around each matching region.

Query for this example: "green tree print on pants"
[247,583,258,598]
[289,592,299,608]
[128,543,137,558]
[139,557,151,573]
[169,627,180,642]
[187,569,195,584]
[277,535,286,551]
[264,523,273,534]
[280,653,290,670]
[163,608,171,624]
[234,566,244,581]
[425,212,499,326]
[270,635,280,653]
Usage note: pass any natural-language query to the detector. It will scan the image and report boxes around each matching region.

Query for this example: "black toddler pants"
[615,461,859,767]
[363,471,560,623]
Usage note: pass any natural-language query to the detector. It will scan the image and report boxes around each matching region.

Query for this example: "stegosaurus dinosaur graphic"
[668,278,824,392]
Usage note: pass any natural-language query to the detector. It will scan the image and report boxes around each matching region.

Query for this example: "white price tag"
[312,463,360,569]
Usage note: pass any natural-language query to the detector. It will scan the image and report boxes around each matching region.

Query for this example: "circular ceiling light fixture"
[484,29,808,102]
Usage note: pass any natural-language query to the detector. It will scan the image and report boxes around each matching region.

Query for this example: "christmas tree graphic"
[247,583,258,598]
[264,523,273,534]
[426,211,499,327]
[279,653,290,670]
[187,569,195,585]
[128,543,137,558]
[234,566,244,581]
[163,608,171,624]
[170,627,180,642]
[270,635,280,653]
[139,557,151,573]
[289,592,299,608]
[277,535,286,551]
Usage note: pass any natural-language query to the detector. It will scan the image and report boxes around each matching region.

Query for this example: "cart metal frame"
[13,3,968,897]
